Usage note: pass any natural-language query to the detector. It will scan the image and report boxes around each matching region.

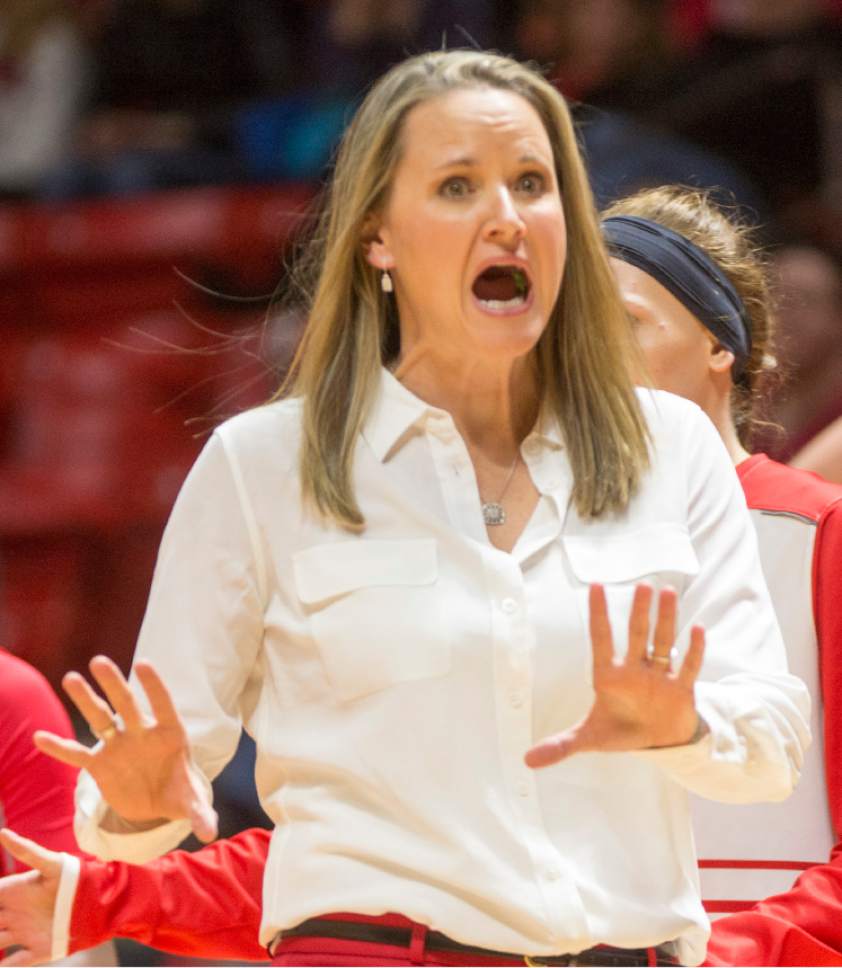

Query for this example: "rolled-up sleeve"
[636,404,811,801]
[74,431,265,861]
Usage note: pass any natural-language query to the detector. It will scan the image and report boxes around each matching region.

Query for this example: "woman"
[5,52,807,968]
[602,186,842,966]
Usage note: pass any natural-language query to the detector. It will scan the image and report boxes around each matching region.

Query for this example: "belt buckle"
[524,956,575,966]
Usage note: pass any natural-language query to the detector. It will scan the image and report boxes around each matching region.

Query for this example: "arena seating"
[0,185,312,688]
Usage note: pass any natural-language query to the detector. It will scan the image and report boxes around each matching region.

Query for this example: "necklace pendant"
[482,502,506,526]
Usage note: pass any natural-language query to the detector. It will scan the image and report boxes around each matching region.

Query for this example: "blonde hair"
[603,186,777,448]
[281,49,649,528]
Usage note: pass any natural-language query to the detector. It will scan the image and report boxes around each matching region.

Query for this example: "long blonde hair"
[281,49,649,528]
[603,185,777,448]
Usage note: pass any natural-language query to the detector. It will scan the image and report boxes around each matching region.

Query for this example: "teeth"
[479,295,527,310]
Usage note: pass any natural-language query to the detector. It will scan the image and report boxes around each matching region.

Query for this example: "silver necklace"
[481,455,520,527]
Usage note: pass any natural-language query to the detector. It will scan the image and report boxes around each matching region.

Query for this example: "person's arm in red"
[704,844,842,966]
[0,650,78,868]
[705,499,842,967]
[69,826,271,960]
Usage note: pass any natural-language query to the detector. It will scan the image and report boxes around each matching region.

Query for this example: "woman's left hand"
[525,583,706,768]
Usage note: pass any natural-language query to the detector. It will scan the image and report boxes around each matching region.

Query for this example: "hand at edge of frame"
[0,829,61,967]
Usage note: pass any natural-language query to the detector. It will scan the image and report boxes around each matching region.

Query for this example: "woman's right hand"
[34,656,218,843]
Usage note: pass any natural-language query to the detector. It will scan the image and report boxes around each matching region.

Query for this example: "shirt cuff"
[52,853,80,962]
[74,768,196,863]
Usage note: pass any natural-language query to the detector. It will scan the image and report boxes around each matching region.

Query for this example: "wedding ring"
[96,723,118,742]
[647,646,677,669]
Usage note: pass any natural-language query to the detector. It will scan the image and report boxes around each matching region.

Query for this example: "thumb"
[189,797,218,844]
[184,769,218,844]
[0,828,62,878]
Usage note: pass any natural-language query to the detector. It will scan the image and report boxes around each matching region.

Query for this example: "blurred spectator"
[650,0,842,246]
[515,0,678,114]
[514,0,767,215]
[0,0,89,199]
[44,0,293,197]
[312,0,496,96]
[758,243,842,459]
[791,413,842,483]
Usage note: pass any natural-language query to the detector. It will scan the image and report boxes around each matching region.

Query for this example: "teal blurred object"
[235,96,352,180]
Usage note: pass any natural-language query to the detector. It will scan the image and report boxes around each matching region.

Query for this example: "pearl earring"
[381,270,393,293]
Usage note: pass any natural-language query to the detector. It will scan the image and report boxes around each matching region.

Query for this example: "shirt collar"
[362,367,443,462]
[362,366,566,462]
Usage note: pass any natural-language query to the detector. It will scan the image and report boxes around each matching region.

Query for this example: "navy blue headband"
[602,215,752,379]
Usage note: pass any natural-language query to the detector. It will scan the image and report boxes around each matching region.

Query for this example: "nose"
[482,187,526,248]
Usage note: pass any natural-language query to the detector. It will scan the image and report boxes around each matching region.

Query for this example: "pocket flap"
[563,523,699,583]
[293,539,437,604]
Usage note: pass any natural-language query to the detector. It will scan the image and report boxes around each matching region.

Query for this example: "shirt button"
[509,690,524,708]
[516,780,530,798]
[547,867,561,881]
[501,598,518,614]
[523,440,540,458]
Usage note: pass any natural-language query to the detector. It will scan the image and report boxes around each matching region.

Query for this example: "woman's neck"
[392,348,539,460]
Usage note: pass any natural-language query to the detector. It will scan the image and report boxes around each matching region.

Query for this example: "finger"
[89,656,145,731]
[677,625,706,688]
[61,671,116,736]
[1,949,35,968]
[32,731,93,770]
[135,662,183,731]
[524,725,586,769]
[651,586,678,660]
[588,584,614,669]
[0,830,62,878]
[189,797,219,844]
[626,583,653,663]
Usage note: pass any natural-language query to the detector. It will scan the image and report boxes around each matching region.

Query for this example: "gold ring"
[97,724,118,742]
[648,654,672,666]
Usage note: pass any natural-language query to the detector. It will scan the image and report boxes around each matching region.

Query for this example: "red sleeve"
[0,650,78,873]
[705,845,842,966]
[815,499,842,837]
[70,826,271,961]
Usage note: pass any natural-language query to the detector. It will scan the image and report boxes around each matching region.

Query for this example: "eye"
[515,172,546,196]
[439,176,472,199]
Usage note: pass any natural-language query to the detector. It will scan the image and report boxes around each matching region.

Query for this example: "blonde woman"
[1,52,807,968]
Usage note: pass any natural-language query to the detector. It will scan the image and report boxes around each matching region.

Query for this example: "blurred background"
[0,1,840,963]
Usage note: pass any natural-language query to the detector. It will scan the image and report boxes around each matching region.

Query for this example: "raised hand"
[525,583,706,768]
[34,656,217,843]
[0,829,61,967]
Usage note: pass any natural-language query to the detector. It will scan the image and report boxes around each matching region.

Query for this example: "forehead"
[399,86,554,165]
[610,257,708,332]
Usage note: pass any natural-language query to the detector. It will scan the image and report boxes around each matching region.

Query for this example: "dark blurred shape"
[756,243,842,460]
[43,0,295,197]
[649,0,842,249]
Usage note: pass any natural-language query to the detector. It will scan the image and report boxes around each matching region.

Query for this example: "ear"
[709,342,735,377]
[361,212,394,271]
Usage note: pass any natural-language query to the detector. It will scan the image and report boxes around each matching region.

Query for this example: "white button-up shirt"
[75,370,810,966]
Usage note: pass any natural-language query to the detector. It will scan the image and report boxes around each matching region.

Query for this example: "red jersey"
[0,648,78,874]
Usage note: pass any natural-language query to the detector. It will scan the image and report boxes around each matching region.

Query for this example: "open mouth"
[471,264,532,312]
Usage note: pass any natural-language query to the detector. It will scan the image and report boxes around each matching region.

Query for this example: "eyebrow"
[434,154,549,171]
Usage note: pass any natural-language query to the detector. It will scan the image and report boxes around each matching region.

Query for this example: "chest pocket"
[293,539,449,703]
[563,523,700,654]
